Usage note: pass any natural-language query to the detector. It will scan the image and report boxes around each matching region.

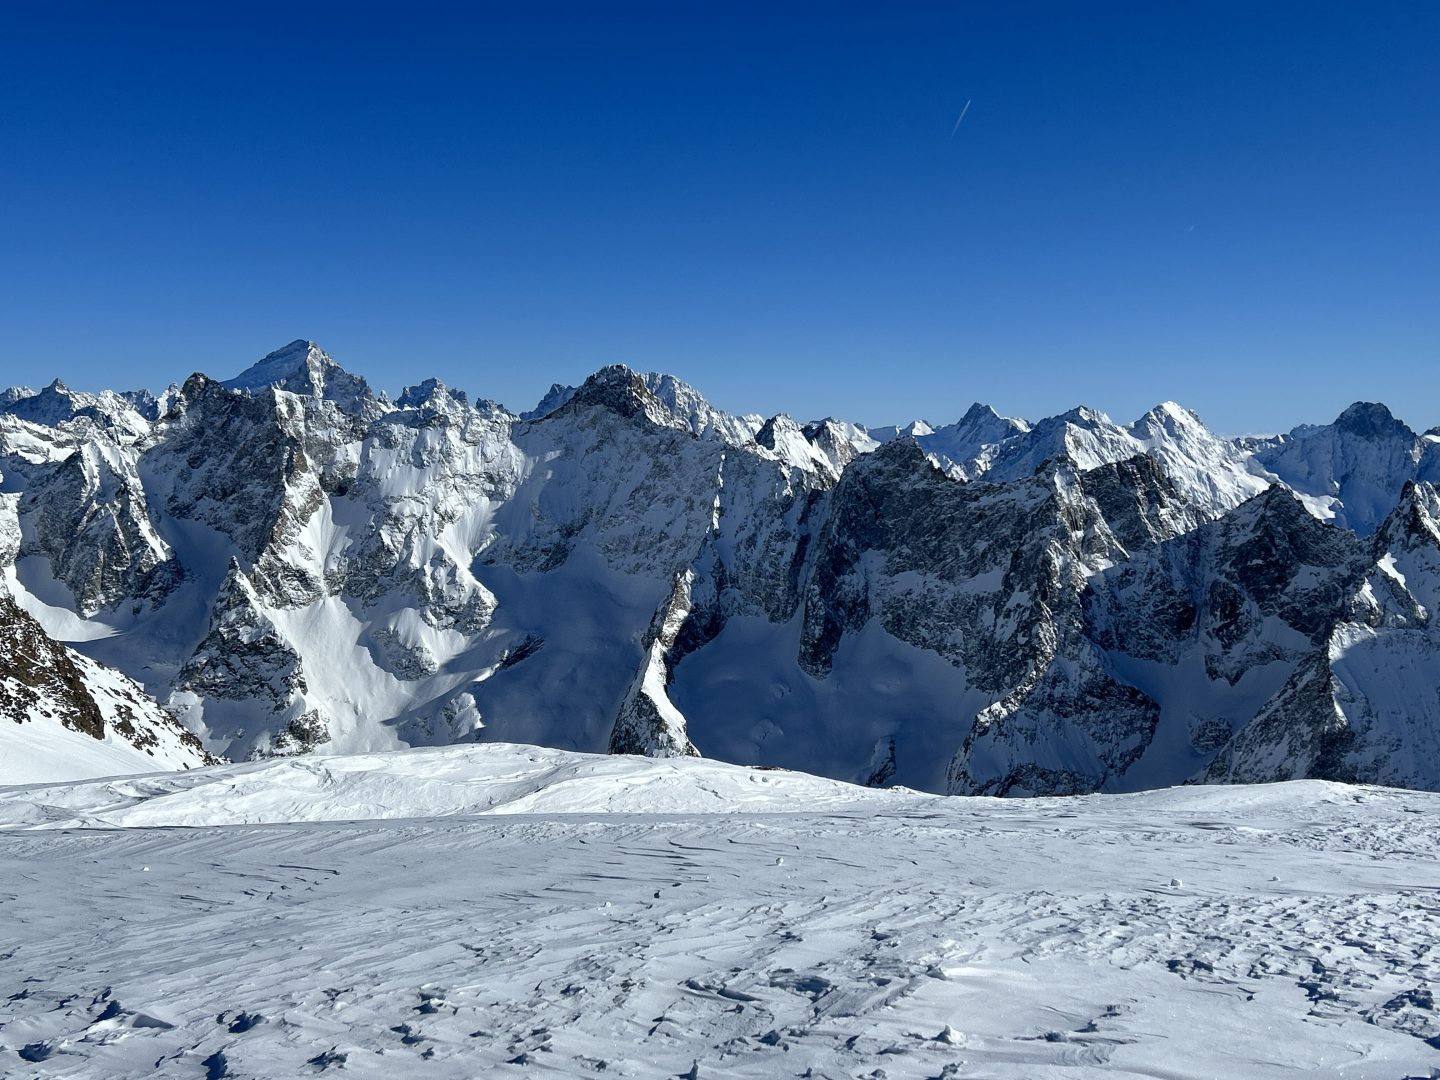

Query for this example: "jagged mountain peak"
[521,381,578,420]
[0,386,36,406]
[1132,400,1206,436]
[1052,404,1112,428]
[548,365,766,449]
[0,375,151,439]
[859,432,948,478]
[637,370,762,443]
[1218,484,1368,578]
[1252,400,1430,535]
[223,339,324,386]
[1232,481,1312,522]
[1375,480,1440,553]
[955,401,1030,434]
[801,417,877,455]
[959,401,1000,423]
[6,378,72,407]
[753,413,801,446]
[396,377,468,410]
[222,340,375,413]
[748,414,870,480]
[875,402,1031,482]
[557,364,678,427]
[119,384,181,422]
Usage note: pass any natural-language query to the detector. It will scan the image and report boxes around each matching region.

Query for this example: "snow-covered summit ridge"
[220,339,376,414]
[0,737,1391,833]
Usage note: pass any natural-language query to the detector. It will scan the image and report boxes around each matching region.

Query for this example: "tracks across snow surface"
[1,764,1439,1078]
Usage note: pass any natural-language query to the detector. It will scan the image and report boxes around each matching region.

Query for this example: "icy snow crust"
[1,744,1438,1078]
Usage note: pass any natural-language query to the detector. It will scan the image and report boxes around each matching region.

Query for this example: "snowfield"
[2,745,1438,1079]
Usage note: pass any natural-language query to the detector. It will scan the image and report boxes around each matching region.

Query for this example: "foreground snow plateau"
[1,744,1437,1078]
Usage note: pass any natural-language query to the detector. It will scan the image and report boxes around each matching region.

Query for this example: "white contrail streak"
[949,99,972,139]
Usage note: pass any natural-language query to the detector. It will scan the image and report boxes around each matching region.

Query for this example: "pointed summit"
[1132,401,1205,439]
[560,365,678,427]
[953,401,1030,439]
[1375,480,1440,555]
[521,382,579,420]
[1052,404,1110,427]
[396,377,467,410]
[553,365,761,445]
[222,340,374,414]
[956,402,1004,427]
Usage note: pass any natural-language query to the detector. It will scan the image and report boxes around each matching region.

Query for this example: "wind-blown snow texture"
[3,340,1439,794]
[1,745,1438,1078]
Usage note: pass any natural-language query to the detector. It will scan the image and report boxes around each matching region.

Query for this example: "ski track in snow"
[1,750,1439,1078]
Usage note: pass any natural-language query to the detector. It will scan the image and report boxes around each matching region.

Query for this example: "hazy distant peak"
[1333,401,1413,441]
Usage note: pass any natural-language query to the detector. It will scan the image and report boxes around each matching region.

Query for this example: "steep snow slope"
[1,747,1438,1078]
[0,594,213,784]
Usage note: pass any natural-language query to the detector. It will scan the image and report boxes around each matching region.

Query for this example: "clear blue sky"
[2,2,1436,434]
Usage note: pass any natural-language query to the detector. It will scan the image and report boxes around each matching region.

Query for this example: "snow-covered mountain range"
[4,339,1439,793]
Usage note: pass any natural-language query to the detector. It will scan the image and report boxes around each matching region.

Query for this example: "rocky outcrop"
[175,560,306,711]
[1,592,214,768]
[0,592,105,738]
[609,571,701,758]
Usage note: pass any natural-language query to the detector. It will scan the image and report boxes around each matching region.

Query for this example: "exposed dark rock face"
[0,593,213,767]
[0,594,105,738]
[610,571,702,758]
[176,561,307,711]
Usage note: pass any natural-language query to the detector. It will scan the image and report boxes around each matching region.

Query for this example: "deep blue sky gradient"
[2,2,1436,433]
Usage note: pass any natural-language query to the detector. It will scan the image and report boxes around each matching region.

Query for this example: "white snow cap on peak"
[1053,404,1111,427]
[222,340,374,412]
[223,340,332,393]
[1132,401,1207,436]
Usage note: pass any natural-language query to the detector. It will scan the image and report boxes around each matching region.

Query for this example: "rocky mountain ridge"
[3,339,1438,793]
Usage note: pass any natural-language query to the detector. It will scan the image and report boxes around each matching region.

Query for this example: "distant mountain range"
[3,339,1438,792]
